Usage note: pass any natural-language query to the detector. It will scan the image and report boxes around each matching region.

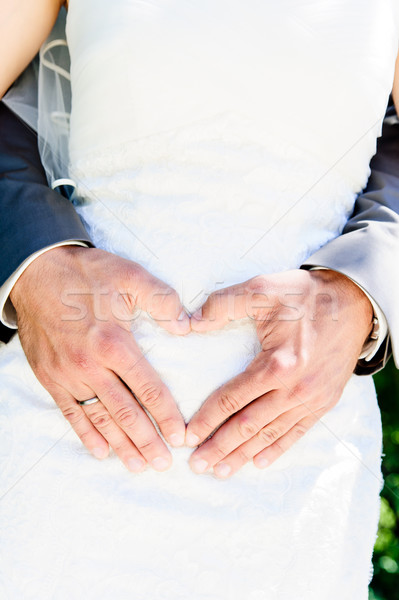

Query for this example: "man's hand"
[186,269,374,478]
[10,246,190,473]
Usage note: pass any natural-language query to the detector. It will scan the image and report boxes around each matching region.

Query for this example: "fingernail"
[169,432,185,447]
[191,458,209,474]
[214,463,232,478]
[185,432,201,447]
[92,447,108,460]
[192,307,202,321]
[127,457,146,473]
[152,456,171,471]
[255,457,269,469]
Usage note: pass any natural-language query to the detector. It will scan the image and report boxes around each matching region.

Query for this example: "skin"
[394,52,399,110]
[186,269,373,477]
[184,40,399,480]
[10,247,190,472]
[0,0,64,98]
[2,1,399,474]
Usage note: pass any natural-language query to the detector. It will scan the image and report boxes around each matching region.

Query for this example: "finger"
[49,383,110,460]
[129,266,190,335]
[81,399,147,473]
[253,409,326,469]
[191,275,277,333]
[210,404,311,478]
[188,390,302,474]
[95,371,173,472]
[60,363,172,473]
[190,281,250,333]
[103,328,186,448]
[185,352,286,450]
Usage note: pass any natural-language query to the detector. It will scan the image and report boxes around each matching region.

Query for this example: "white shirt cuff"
[310,267,388,362]
[0,241,89,329]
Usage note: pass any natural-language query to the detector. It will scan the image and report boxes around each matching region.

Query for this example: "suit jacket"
[0,101,92,342]
[0,99,398,373]
[302,105,399,374]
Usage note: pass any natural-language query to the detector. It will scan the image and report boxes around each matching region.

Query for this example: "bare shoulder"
[0,0,62,98]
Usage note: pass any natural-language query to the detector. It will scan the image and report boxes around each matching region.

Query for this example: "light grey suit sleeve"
[302,105,399,375]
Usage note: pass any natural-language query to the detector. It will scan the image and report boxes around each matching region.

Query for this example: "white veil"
[3,8,77,200]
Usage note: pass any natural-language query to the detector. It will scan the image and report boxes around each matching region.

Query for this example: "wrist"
[10,245,89,311]
[308,269,374,340]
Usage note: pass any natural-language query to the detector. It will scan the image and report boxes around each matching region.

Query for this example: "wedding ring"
[76,397,100,406]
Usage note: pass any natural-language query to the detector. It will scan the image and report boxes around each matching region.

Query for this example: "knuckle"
[210,443,229,461]
[267,355,285,377]
[237,415,259,440]
[90,411,113,430]
[195,415,217,436]
[268,350,307,380]
[295,349,309,371]
[292,424,308,439]
[156,414,177,428]
[136,438,157,452]
[218,392,240,416]
[137,384,164,410]
[111,438,132,453]
[258,426,280,446]
[69,348,92,372]
[113,405,140,429]
[291,381,307,399]
[92,328,119,359]
[102,383,125,406]
[61,405,84,426]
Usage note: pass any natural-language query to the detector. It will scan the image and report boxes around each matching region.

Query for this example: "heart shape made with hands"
[131,305,260,424]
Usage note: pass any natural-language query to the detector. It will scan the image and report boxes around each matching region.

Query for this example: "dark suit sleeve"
[0,101,93,342]
[302,105,399,374]
[0,101,93,286]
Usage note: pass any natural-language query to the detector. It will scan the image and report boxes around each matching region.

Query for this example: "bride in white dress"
[1,1,399,598]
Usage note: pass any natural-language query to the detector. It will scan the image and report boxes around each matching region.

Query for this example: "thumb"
[126,265,190,335]
[190,281,251,333]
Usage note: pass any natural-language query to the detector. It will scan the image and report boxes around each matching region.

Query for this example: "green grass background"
[369,359,399,599]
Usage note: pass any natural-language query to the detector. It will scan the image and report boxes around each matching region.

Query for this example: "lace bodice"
[65,0,399,427]
[0,2,396,598]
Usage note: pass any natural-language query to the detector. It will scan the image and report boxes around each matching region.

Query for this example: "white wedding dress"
[1,1,399,598]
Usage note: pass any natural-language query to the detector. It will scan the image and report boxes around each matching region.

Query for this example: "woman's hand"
[186,269,373,478]
[11,246,190,472]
